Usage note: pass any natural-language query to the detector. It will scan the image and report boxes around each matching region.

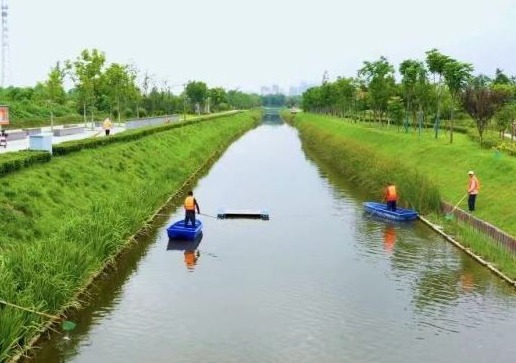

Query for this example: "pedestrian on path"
[0,129,7,148]
[102,117,113,136]
[467,170,480,212]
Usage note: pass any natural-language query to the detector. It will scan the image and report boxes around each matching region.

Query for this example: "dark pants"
[386,200,397,211]
[468,194,477,212]
[185,210,196,227]
[105,129,110,136]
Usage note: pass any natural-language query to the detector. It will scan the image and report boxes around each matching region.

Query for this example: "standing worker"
[0,129,7,148]
[184,191,201,228]
[384,182,398,211]
[102,117,113,136]
[467,171,480,212]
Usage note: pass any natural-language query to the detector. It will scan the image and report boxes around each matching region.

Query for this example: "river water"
[31,119,516,363]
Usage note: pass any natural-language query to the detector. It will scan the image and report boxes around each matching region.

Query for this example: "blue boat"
[167,219,203,240]
[363,202,418,222]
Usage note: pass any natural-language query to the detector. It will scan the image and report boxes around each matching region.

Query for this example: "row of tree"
[0,48,265,125]
[302,49,516,143]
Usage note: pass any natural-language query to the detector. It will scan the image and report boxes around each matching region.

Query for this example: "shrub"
[0,151,52,177]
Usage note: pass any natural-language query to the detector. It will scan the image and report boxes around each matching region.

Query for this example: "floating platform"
[167,219,203,240]
[363,202,418,222]
[217,209,269,220]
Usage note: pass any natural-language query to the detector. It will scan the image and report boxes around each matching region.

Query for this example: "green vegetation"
[289,111,516,284]
[292,114,441,213]
[0,111,260,362]
[431,213,516,279]
[0,49,262,129]
[0,151,51,177]
[290,113,516,237]
[302,49,516,145]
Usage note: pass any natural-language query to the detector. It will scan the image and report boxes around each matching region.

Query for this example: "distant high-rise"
[1,0,9,87]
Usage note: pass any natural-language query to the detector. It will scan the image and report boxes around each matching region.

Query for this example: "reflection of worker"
[383,225,396,253]
[184,191,200,227]
[384,182,398,211]
[460,271,474,292]
[184,250,200,271]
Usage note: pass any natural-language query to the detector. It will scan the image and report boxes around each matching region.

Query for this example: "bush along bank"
[0,111,260,362]
[287,112,516,283]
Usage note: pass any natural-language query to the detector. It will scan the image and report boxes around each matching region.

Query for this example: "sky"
[6,0,516,94]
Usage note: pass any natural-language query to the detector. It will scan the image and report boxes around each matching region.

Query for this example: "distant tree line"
[302,49,516,144]
[0,48,263,126]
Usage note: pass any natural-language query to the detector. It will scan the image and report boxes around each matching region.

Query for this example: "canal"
[30,119,516,362]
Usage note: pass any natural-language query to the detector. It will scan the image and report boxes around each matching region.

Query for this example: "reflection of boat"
[167,232,203,272]
[167,232,203,251]
[363,202,418,222]
[166,220,203,240]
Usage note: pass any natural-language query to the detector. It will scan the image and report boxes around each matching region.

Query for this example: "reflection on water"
[29,122,516,363]
[167,232,203,272]
[383,224,397,253]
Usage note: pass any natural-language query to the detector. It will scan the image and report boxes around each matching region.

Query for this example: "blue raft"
[167,219,203,240]
[363,202,418,222]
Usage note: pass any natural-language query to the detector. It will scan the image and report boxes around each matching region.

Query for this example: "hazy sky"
[7,0,516,93]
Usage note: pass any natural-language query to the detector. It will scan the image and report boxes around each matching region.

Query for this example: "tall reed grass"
[295,121,442,213]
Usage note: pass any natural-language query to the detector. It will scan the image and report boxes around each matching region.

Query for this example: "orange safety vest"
[385,185,397,201]
[468,176,480,195]
[184,196,195,211]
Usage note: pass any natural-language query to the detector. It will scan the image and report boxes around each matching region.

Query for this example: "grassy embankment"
[289,112,516,278]
[0,111,259,362]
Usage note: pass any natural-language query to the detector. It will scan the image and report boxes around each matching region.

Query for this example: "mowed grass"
[295,113,516,237]
[0,111,259,362]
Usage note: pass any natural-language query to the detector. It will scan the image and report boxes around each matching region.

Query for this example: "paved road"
[0,124,126,154]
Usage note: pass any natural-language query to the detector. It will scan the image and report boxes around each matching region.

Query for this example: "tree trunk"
[83,103,87,128]
[449,105,454,144]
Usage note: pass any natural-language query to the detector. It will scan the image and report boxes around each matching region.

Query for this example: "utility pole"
[1,0,10,87]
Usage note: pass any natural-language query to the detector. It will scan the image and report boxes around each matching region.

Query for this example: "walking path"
[0,124,126,154]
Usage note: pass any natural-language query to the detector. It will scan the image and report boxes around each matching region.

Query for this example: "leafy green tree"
[227,90,260,109]
[66,49,106,126]
[43,62,66,128]
[494,68,511,85]
[494,103,516,138]
[425,49,451,138]
[101,63,138,122]
[333,77,356,117]
[208,87,227,111]
[387,96,405,130]
[442,59,473,143]
[358,56,396,123]
[399,60,428,128]
[185,81,208,114]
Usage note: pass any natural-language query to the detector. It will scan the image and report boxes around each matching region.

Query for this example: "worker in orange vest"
[384,182,398,211]
[467,171,480,212]
[184,190,201,227]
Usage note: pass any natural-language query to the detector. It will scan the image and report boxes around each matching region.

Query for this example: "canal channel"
[30,117,516,363]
